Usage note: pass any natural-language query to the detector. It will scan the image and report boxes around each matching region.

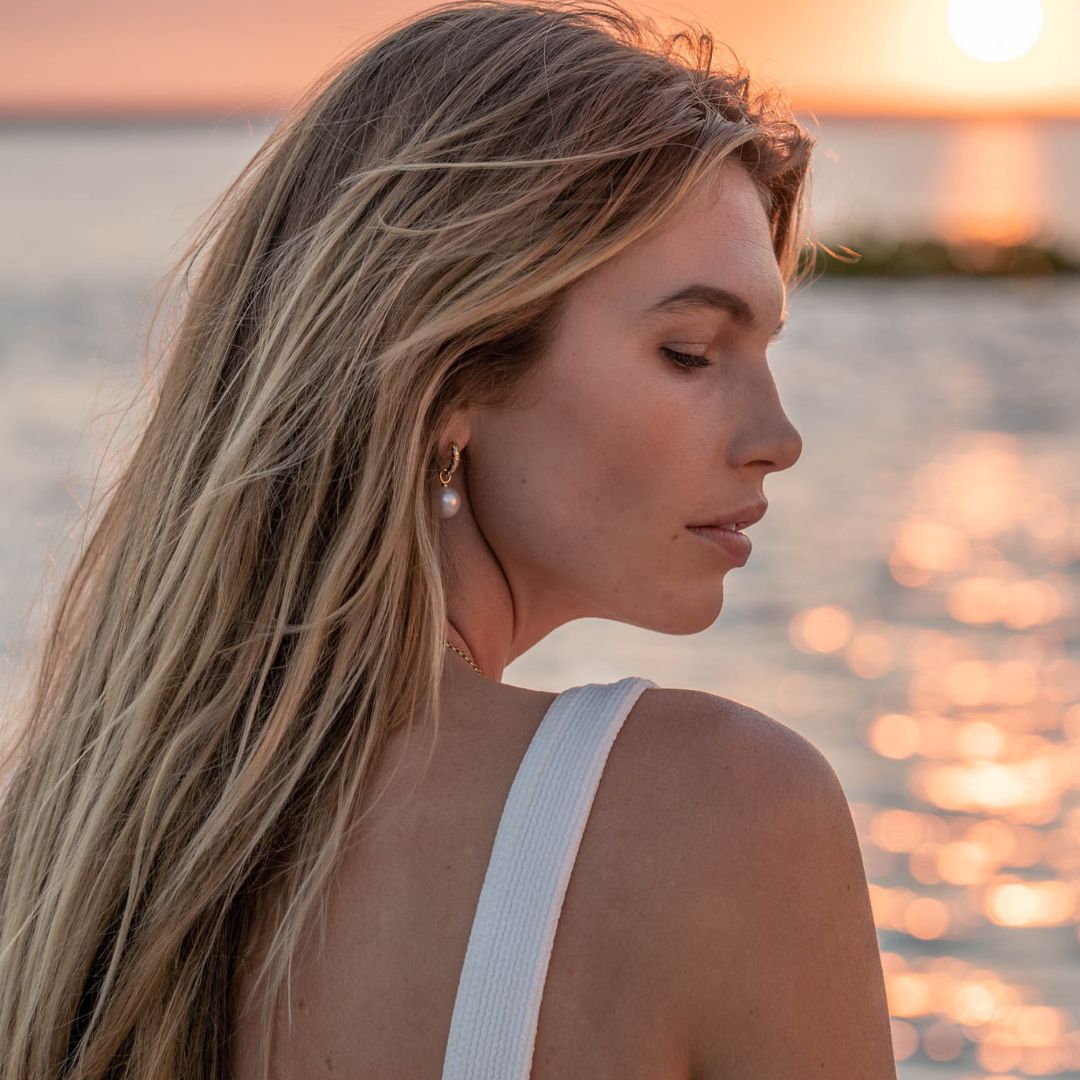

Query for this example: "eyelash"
[660,346,714,370]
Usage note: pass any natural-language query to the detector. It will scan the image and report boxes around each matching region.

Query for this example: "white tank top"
[440,675,658,1080]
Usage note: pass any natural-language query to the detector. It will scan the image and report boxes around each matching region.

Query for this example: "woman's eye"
[660,346,713,369]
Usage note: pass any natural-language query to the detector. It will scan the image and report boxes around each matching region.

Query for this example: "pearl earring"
[436,442,462,518]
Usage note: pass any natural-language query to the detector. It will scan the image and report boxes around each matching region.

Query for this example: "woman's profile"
[0,1,897,1076]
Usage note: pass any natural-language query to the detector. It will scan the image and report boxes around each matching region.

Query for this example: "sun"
[947,0,1044,63]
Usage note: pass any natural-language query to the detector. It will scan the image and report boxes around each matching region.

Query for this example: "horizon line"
[2,102,1079,127]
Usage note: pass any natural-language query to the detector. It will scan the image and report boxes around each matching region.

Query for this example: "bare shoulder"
[623,684,857,911]
[630,686,897,1080]
[628,686,841,822]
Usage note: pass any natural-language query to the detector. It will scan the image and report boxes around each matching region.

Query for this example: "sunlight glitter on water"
[788,432,1080,1073]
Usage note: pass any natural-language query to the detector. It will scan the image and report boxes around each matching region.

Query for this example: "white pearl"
[437,486,461,517]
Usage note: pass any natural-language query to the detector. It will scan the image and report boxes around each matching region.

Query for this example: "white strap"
[441,676,656,1080]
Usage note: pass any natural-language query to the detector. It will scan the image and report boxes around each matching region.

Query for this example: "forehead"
[585,162,784,313]
[660,162,775,251]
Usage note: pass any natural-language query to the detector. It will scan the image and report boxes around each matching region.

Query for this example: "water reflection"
[935,121,1049,247]
[790,434,1080,1074]
[806,116,1080,259]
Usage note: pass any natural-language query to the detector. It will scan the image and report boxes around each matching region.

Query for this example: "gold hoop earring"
[436,442,462,518]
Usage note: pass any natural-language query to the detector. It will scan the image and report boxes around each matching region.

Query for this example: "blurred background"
[2,1,1078,1076]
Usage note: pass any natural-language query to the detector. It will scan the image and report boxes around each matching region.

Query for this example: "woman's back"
[230,672,896,1079]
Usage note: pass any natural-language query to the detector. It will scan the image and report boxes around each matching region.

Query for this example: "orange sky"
[4,0,1080,119]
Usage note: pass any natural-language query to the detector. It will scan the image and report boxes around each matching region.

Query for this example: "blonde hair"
[0,2,816,1076]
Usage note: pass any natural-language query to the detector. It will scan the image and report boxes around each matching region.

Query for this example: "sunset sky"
[5,0,1080,119]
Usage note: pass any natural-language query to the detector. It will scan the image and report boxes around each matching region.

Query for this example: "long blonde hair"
[0,2,816,1076]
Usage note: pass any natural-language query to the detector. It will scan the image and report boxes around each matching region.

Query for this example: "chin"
[635,594,725,636]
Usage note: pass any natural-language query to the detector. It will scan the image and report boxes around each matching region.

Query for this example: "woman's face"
[456,161,803,653]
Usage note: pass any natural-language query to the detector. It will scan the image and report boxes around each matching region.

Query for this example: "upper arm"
[663,691,896,1080]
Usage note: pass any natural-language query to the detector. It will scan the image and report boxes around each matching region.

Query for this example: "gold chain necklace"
[443,639,482,675]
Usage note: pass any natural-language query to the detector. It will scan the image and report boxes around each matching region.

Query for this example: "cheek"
[590,412,685,537]
[586,377,718,530]
[489,378,704,565]
[543,370,678,527]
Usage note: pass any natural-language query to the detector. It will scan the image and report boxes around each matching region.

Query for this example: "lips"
[686,524,753,565]
[689,500,768,531]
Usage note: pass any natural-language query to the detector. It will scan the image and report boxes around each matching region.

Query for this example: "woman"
[0,1,896,1077]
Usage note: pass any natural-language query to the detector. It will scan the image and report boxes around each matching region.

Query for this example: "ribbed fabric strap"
[440,675,657,1080]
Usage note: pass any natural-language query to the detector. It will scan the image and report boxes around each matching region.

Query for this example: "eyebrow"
[646,283,787,339]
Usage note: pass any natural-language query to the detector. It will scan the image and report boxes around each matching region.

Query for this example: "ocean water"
[806,115,1080,254]
[1,118,1079,1077]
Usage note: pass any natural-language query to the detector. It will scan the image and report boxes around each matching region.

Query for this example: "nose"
[733,382,803,476]
[769,412,803,474]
